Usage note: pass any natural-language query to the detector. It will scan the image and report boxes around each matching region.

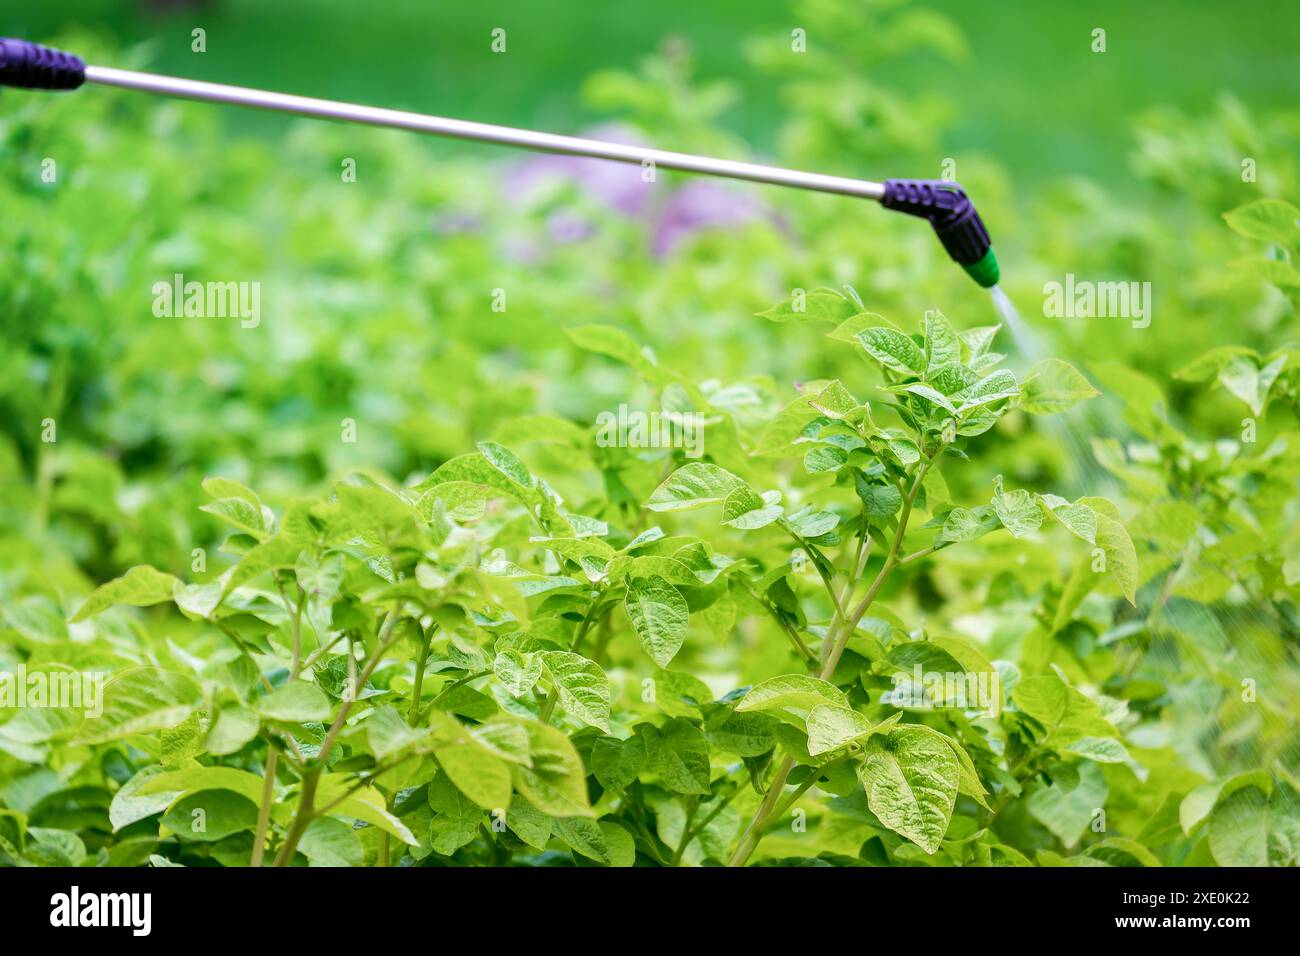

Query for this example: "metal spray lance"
[0,37,1000,287]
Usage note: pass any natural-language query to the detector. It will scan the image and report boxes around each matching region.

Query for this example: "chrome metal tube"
[84,65,886,201]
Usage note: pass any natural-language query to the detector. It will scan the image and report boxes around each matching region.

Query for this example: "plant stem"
[318,604,404,762]
[250,746,278,867]
[214,621,277,694]
[418,668,491,724]
[784,526,845,620]
[571,593,611,657]
[537,693,559,724]
[274,751,426,868]
[299,630,349,673]
[671,797,700,865]
[479,822,505,865]
[273,603,405,866]
[276,579,306,679]
[820,451,938,679]
[983,747,1040,826]
[822,511,872,669]
[539,595,602,723]
[727,756,796,866]
[273,729,306,767]
[673,785,741,865]
[729,451,942,866]
[291,590,305,677]
[310,751,425,819]
[272,767,319,866]
[630,814,670,866]
[773,755,848,820]
[753,590,815,664]
[408,624,436,724]
[898,544,937,566]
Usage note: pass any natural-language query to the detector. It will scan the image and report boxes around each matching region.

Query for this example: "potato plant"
[2,4,1298,871]
[19,293,1277,869]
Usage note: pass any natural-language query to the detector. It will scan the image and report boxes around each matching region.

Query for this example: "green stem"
[408,624,436,724]
[310,751,425,820]
[774,756,848,820]
[250,745,278,867]
[479,823,505,866]
[299,631,349,673]
[568,594,604,657]
[537,693,558,725]
[785,526,845,620]
[898,544,937,566]
[539,595,603,723]
[822,511,872,668]
[631,816,670,866]
[730,451,941,867]
[419,668,491,723]
[291,590,305,678]
[318,604,403,763]
[214,621,276,694]
[820,450,939,680]
[983,747,1040,826]
[272,766,319,866]
[753,590,815,664]
[673,785,741,866]
[727,756,796,866]
[274,603,405,866]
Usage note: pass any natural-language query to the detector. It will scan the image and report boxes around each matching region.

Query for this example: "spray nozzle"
[881,179,999,288]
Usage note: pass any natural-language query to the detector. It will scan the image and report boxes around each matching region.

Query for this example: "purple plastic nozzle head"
[0,38,86,90]
[881,179,999,287]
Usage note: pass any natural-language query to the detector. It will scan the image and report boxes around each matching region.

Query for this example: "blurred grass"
[11,0,1300,188]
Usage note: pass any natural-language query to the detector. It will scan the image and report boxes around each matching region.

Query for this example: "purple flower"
[505,124,655,217]
[651,180,769,257]
[547,210,596,243]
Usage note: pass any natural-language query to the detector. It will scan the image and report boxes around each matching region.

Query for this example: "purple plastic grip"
[881,179,991,266]
[0,38,86,90]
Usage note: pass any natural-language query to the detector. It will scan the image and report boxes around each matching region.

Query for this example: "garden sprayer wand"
[0,37,999,287]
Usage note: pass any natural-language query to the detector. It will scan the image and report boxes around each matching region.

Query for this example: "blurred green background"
[4,0,1297,543]
[11,0,1300,186]
[2,0,1298,869]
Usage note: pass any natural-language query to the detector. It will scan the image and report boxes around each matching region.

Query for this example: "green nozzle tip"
[962,248,999,288]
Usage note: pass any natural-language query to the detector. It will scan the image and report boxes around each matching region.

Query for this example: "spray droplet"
[988,286,1102,496]
[990,285,1047,366]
